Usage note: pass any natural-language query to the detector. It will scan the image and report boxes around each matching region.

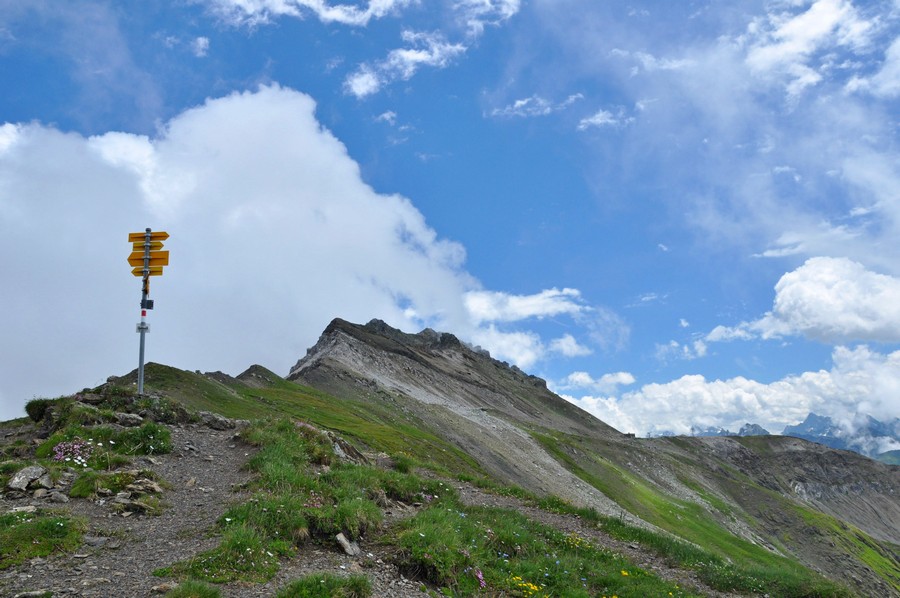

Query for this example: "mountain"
[738,423,770,436]
[3,317,900,597]
[686,423,770,437]
[783,412,900,458]
[287,318,900,597]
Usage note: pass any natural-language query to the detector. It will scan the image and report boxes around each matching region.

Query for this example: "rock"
[8,465,47,491]
[336,532,361,556]
[13,591,51,598]
[198,411,236,430]
[125,479,163,494]
[49,491,69,503]
[77,393,106,405]
[115,412,144,427]
[151,582,178,593]
[34,473,53,489]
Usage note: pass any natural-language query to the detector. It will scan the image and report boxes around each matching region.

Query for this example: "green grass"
[0,510,86,569]
[35,421,172,465]
[164,579,222,597]
[395,503,696,597]
[134,364,482,476]
[276,573,371,597]
[793,504,900,593]
[533,432,851,597]
[157,525,284,583]
[69,468,160,498]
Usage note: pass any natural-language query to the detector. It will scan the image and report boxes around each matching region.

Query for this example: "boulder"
[7,465,46,491]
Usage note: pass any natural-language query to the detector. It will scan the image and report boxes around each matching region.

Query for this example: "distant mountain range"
[782,413,900,462]
[682,413,900,464]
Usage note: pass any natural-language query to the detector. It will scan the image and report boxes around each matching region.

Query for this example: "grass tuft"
[0,510,86,569]
[276,573,372,597]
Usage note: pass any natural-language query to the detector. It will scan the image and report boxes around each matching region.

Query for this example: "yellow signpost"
[129,228,170,394]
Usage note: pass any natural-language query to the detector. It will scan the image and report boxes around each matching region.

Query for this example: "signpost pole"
[137,228,151,395]
[127,227,168,396]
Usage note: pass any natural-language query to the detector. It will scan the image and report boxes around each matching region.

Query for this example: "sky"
[1,1,899,446]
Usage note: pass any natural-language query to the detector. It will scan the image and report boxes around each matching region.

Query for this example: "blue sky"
[1,0,899,445]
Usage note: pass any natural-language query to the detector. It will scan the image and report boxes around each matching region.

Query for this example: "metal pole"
[137,228,151,395]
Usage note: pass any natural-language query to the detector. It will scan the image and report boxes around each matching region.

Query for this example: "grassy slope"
[128,363,482,476]
[533,430,899,595]
[116,364,883,596]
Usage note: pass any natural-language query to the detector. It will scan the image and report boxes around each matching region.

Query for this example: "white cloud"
[192,36,210,57]
[490,94,583,118]
[0,86,479,420]
[709,257,900,344]
[558,370,635,393]
[344,66,382,98]
[455,0,521,35]
[0,123,19,154]
[577,106,634,130]
[655,339,707,362]
[564,345,900,437]
[744,0,875,97]
[375,110,397,125]
[464,288,586,324]
[0,85,613,421]
[549,334,592,357]
[346,31,466,98]
[205,0,415,27]
[610,48,695,74]
[470,325,544,368]
[848,36,900,97]
[577,109,618,130]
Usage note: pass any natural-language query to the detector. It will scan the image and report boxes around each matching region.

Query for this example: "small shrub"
[25,398,55,422]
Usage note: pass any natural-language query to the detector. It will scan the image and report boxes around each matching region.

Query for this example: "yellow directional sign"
[127,250,169,267]
[131,241,164,251]
[128,231,169,242]
[132,266,164,277]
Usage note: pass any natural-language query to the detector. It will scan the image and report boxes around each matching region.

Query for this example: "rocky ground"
[1,420,736,598]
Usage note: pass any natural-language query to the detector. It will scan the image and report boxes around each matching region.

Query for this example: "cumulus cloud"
[0,85,616,421]
[708,257,900,344]
[2,86,476,419]
[563,345,900,436]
